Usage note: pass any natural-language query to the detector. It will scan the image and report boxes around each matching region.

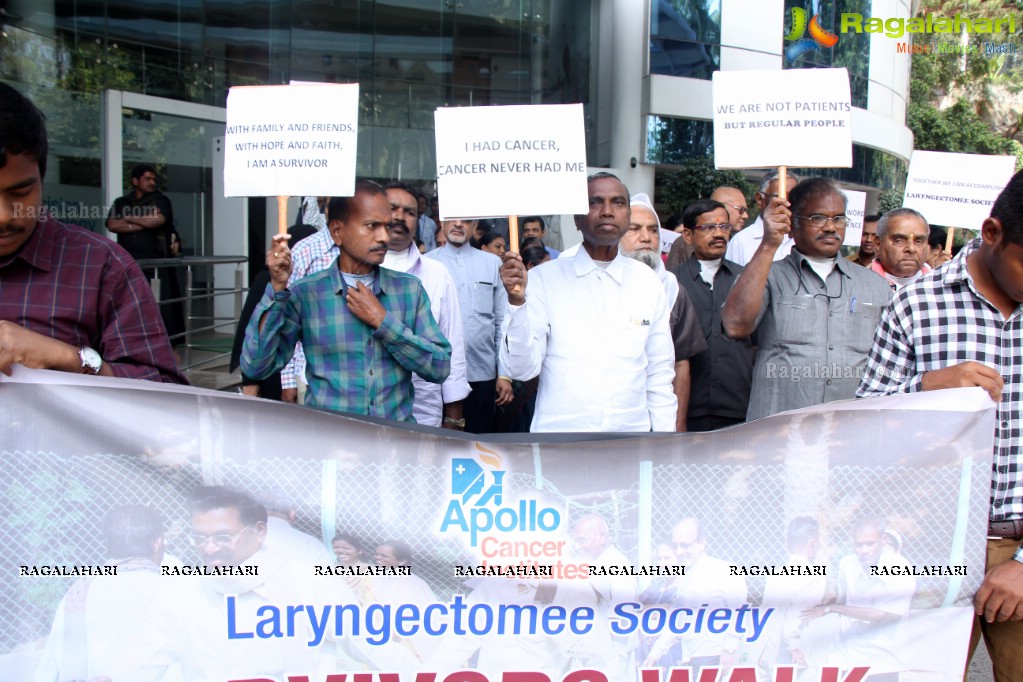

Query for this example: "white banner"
[434,104,588,220]
[0,369,993,682]
[902,150,1015,227]
[712,69,852,169]
[224,84,360,197]
[843,189,867,247]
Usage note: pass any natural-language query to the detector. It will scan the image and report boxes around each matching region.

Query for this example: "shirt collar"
[573,244,626,284]
[942,237,979,287]
[317,228,339,256]
[684,255,739,280]
[791,248,856,278]
[0,214,56,272]
[328,258,383,296]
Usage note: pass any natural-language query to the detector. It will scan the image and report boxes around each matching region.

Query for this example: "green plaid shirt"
[241,260,451,421]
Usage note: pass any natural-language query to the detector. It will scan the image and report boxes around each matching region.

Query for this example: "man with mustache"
[498,172,677,432]
[869,208,932,290]
[0,84,185,383]
[241,180,451,420]
[381,181,470,429]
[672,198,754,432]
[426,213,511,432]
[722,177,890,420]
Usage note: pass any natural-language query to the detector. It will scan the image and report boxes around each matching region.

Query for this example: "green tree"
[654,158,755,216]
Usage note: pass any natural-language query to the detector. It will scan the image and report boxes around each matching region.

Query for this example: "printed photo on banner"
[434,103,588,220]
[224,83,360,197]
[0,369,993,682]
[712,68,853,169]
[901,150,1016,227]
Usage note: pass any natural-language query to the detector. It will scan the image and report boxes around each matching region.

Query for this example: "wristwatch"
[443,417,466,428]
[78,347,102,375]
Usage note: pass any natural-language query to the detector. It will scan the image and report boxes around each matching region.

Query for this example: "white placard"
[842,189,867,246]
[434,104,588,220]
[224,84,359,197]
[902,150,1015,227]
[712,68,852,169]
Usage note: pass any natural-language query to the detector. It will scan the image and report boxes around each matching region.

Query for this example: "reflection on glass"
[649,0,720,79]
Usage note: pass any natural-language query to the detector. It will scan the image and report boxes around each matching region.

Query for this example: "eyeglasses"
[725,204,749,216]
[691,222,731,233]
[797,214,849,228]
[189,525,254,547]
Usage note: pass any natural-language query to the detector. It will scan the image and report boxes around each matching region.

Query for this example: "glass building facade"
[1,0,596,247]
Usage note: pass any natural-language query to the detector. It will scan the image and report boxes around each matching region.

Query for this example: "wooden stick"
[277,195,289,235]
[508,215,519,251]
[945,227,955,254]
[508,214,522,295]
[777,166,788,201]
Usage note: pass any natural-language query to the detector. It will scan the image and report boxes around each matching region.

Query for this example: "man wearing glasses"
[722,177,891,421]
[672,198,754,431]
[666,185,750,270]
[131,486,415,680]
[725,170,801,267]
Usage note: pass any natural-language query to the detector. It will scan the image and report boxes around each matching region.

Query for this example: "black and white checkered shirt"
[858,239,1023,557]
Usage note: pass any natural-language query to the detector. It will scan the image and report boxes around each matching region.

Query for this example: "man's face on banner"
[191,507,265,567]
[853,525,883,568]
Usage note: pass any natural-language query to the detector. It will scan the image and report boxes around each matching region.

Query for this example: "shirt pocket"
[473,281,495,317]
[847,302,883,355]
[775,295,818,346]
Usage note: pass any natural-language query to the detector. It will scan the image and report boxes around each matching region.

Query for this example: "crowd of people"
[2,81,1022,677]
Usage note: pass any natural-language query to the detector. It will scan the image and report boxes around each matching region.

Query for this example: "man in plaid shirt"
[858,171,1023,676]
[241,180,451,421]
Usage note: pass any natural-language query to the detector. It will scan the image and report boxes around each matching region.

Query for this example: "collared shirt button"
[369,369,374,376]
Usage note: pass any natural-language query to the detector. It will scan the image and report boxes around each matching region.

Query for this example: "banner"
[902,150,1015,228]
[842,189,867,247]
[224,84,360,197]
[0,369,993,682]
[434,104,588,220]
[712,69,852,169]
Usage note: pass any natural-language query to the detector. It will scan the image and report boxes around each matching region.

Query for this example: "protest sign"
[712,68,852,170]
[842,189,867,246]
[0,369,992,681]
[902,150,1015,228]
[434,104,588,220]
[224,83,359,198]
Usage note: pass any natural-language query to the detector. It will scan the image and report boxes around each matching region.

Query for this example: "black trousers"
[464,379,497,433]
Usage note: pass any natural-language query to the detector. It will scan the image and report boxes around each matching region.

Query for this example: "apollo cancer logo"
[785,5,839,64]
[438,443,560,547]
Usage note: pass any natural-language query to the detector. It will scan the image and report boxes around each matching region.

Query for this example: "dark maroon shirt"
[0,215,187,383]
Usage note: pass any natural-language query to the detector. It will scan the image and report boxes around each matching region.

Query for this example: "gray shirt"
[746,250,891,420]
[425,243,506,382]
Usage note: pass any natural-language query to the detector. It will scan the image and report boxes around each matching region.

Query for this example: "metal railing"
[137,255,248,372]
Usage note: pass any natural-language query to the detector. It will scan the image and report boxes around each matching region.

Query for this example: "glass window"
[783,0,869,108]
[649,0,721,79]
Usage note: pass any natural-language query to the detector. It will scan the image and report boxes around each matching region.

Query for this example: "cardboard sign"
[843,189,867,246]
[224,83,359,197]
[902,150,1015,227]
[712,68,852,169]
[434,104,588,220]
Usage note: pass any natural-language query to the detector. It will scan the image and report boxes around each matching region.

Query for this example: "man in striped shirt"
[858,171,1023,676]
[240,180,451,420]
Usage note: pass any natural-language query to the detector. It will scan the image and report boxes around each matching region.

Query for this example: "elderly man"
[666,185,750,270]
[241,180,451,420]
[499,172,677,432]
[426,215,511,432]
[0,84,185,382]
[672,198,754,431]
[858,170,1023,678]
[722,177,891,420]
[869,208,932,290]
[382,182,471,429]
[623,193,706,430]
[725,170,800,266]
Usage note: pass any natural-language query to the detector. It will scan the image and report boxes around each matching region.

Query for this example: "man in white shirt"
[383,182,471,429]
[725,170,799,266]
[498,173,677,432]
